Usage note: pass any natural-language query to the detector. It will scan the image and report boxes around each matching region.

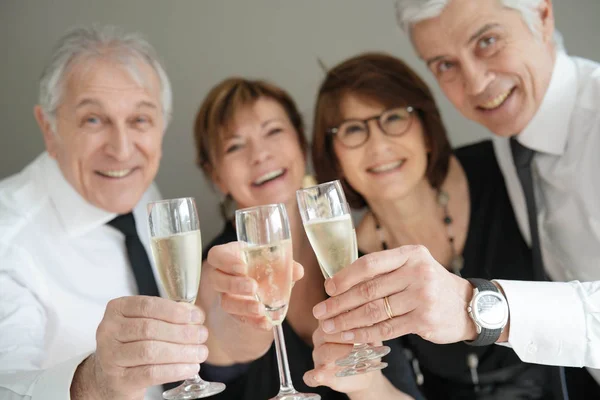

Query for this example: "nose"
[365,120,392,154]
[105,123,133,161]
[462,59,495,96]
[249,138,273,165]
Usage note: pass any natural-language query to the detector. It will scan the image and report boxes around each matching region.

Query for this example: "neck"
[368,179,440,234]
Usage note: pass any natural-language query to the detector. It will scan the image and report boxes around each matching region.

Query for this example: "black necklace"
[372,189,464,276]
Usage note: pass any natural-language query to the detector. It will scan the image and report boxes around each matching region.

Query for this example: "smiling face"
[212,97,306,209]
[411,0,556,136]
[333,95,430,202]
[35,57,165,214]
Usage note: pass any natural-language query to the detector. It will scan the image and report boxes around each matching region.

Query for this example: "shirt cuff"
[31,353,91,400]
[494,280,587,367]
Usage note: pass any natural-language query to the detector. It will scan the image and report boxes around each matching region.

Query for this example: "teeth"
[370,161,403,173]
[254,169,284,185]
[480,90,511,110]
[100,169,132,178]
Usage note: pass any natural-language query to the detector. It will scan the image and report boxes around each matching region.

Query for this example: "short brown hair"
[312,52,452,209]
[194,77,307,179]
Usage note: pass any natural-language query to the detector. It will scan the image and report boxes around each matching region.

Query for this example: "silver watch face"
[475,293,508,327]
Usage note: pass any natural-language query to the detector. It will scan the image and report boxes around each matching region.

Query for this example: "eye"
[83,115,102,126]
[225,143,243,154]
[478,36,497,50]
[267,127,283,136]
[132,115,152,129]
[341,123,366,136]
[437,60,455,74]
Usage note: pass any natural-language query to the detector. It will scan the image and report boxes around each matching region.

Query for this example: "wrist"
[71,354,103,400]
[491,280,511,342]
[459,277,478,341]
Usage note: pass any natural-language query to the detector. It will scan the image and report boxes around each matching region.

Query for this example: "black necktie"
[510,138,546,282]
[108,212,160,297]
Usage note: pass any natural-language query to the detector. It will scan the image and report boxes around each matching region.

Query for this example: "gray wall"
[1,0,599,243]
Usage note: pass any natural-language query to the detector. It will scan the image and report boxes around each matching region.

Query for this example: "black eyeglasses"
[327,106,415,149]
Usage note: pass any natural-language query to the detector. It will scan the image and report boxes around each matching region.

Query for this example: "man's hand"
[71,296,208,400]
[312,245,478,345]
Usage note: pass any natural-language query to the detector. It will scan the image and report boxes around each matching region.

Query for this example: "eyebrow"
[261,118,282,128]
[425,23,501,67]
[467,23,500,45]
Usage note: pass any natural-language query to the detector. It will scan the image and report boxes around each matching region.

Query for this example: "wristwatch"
[464,278,509,346]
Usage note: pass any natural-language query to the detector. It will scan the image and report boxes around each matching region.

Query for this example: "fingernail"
[313,303,326,318]
[253,302,265,315]
[323,320,335,333]
[325,279,336,295]
[242,280,255,294]
[342,331,355,341]
[191,309,203,323]
[197,345,208,361]
[233,263,247,275]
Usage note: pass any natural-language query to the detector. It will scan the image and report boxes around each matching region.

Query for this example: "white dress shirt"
[0,153,164,399]
[492,51,600,383]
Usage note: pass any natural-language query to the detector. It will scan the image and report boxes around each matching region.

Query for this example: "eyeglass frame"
[326,106,416,149]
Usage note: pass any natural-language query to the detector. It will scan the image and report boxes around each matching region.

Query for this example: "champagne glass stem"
[273,324,296,394]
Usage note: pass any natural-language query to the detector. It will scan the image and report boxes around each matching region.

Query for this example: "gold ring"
[383,296,394,320]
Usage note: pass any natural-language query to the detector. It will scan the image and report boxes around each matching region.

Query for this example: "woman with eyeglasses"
[305,52,561,399]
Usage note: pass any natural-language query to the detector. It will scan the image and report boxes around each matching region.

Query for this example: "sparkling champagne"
[241,239,293,325]
[150,230,202,303]
[304,214,357,278]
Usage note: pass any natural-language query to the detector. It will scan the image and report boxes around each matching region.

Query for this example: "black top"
[389,141,558,399]
[201,223,423,400]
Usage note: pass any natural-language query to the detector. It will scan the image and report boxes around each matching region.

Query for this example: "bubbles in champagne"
[241,239,293,325]
[150,230,202,303]
[304,214,356,278]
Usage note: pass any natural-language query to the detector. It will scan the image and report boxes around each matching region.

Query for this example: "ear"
[537,0,555,45]
[34,105,59,159]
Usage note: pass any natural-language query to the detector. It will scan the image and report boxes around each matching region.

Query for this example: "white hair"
[395,0,564,51]
[38,25,172,131]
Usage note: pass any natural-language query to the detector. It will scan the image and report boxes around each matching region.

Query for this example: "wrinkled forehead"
[61,54,162,108]
[410,0,509,57]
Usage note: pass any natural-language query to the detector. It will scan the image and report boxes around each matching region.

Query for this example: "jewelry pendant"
[437,190,450,206]
[451,254,464,276]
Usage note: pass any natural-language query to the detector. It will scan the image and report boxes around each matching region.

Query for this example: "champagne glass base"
[335,344,391,367]
[269,390,321,400]
[335,361,388,378]
[163,381,226,399]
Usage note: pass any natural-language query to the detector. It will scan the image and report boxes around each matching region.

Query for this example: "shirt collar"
[38,153,117,237]
[515,51,578,156]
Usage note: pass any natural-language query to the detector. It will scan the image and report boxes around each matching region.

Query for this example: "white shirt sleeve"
[0,354,89,400]
[0,244,88,399]
[495,279,600,368]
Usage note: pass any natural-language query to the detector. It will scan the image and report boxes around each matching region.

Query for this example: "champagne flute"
[296,180,391,377]
[148,197,226,399]
[236,204,320,400]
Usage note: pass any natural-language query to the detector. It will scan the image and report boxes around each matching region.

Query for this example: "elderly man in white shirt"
[0,26,210,400]
[300,0,600,396]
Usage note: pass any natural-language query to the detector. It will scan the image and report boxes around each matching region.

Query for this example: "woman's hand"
[205,241,304,330]
[304,323,413,400]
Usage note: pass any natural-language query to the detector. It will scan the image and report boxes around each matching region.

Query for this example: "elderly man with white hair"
[305,0,600,397]
[0,26,214,400]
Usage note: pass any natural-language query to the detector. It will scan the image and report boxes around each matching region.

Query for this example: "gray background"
[1,0,599,243]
